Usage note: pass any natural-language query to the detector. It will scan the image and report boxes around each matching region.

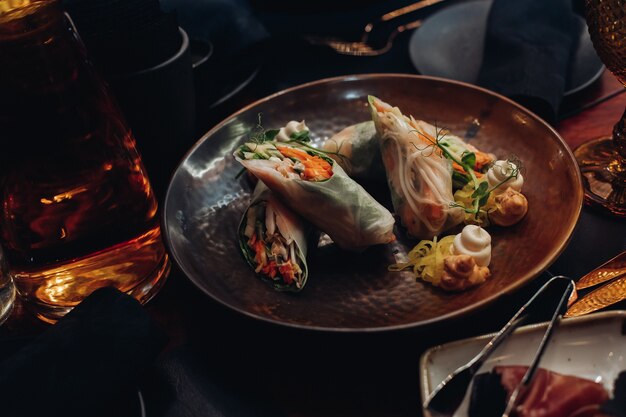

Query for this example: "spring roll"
[234,140,395,251]
[413,120,495,189]
[239,181,309,291]
[321,121,386,181]
[369,95,465,239]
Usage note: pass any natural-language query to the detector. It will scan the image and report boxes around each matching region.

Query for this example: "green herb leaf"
[264,129,280,141]
[461,151,476,169]
[478,192,491,207]
[290,130,311,142]
[471,181,489,198]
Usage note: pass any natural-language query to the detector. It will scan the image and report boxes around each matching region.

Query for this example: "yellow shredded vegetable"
[453,182,494,226]
[389,235,455,286]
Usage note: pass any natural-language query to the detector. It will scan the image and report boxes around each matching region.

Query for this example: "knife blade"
[566,274,626,317]
[574,250,626,290]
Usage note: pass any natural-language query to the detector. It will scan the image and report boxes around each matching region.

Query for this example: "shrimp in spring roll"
[369,95,465,239]
[239,181,310,291]
[233,137,395,251]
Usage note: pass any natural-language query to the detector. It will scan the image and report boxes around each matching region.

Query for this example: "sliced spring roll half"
[239,181,309,291]
[233,140,395,251]
[413,120,495,189]
[321,121,386,181]
[369,95,465,239]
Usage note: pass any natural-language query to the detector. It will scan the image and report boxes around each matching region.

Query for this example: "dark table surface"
[3,1,626,416]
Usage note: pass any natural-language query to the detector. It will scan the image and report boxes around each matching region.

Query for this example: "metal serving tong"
[424,276,575,417]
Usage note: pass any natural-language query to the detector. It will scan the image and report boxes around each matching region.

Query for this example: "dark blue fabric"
[141,346,285,417]
[0,288,167,417]
[477,0,583,122]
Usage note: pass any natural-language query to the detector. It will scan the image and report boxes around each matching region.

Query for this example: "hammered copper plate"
[163,74,583,332]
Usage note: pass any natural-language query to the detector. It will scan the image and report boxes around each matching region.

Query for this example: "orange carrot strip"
[276,145,332,181]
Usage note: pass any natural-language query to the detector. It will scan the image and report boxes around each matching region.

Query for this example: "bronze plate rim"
[163,73,584,333]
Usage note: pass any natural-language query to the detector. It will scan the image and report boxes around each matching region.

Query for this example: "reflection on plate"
[409,0,604,96]
[163,74,582,332]
[420,311,626,417]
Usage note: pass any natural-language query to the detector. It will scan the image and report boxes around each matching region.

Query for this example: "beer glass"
[0,0,171,322]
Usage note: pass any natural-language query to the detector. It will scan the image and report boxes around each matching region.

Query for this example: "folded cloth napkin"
[140,346,286,417]
[0,287,167,417]
[477,0,583,122]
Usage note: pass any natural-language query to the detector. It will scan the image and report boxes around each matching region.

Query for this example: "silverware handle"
[466,276,573,373]
[501,278,575,417]
[465,314,525,373]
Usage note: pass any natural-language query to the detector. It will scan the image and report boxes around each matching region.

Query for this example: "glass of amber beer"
[0,0,170,323]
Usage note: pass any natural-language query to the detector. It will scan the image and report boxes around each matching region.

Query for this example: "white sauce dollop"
[276,120,309,142]
[452,225,492,267]
[487,160,524,193]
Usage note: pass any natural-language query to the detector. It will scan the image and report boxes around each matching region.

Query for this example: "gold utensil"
[305,0,445,56]
[575,250,626,290]
[362,0,444,40]
[567,275,626,317]
[565,250,626,317]
[305,20,423,57]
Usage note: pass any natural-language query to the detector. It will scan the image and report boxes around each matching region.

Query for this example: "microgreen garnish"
[264,129,280,141]
[411,125,481,215]
[249,113,271,144]
[235,114,350,179]
[290,130,311,142]
[461,151,476,170]
[410,125,522,218]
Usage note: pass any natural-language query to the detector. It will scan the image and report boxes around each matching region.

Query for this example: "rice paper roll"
[239,181,309,291]
[321,121,386,181]
[414,120,495,184]
[234,140,395,251]
[369,95,465,239]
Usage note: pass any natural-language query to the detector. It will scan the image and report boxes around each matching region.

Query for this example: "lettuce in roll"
[239,181,309,291]
[321,121,386,182]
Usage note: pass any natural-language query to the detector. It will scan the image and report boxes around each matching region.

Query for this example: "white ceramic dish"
[420,311,626,417]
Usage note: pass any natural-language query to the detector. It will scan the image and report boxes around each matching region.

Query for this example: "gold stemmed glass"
[575,0,626,216]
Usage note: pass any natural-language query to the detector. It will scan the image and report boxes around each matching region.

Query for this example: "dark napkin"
[140,346,285,417]
[477,0,583,122]
[0,287,167,417]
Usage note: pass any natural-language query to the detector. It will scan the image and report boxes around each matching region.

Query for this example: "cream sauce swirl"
[451,225,491,267]
[487,160,524,193]
[276,120,309,142]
